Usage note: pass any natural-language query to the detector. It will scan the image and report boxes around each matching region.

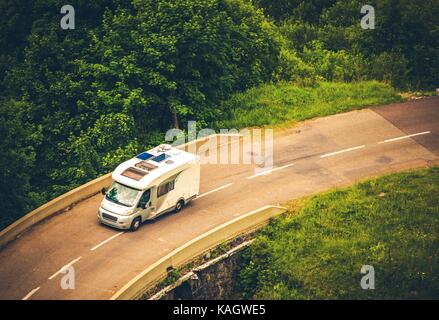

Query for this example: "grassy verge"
[216,81,403,129]
[237,167,439,299]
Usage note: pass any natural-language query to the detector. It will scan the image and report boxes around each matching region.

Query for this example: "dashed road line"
[196,183,233,199]
[320,145,366,158]
[91,232,125,251]
[378,131,431,144]
[247,163,295,179]
[22,286,41,300]
[48,256,82,280]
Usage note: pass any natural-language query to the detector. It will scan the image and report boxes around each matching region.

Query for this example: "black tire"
[130,217,141,232]
[175,200,185,213]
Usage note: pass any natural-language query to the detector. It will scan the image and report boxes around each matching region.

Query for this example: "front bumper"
[98,208,133,230]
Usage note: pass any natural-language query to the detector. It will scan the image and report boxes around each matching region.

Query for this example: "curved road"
[0,97,438,299]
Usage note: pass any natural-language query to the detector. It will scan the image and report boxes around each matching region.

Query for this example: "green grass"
[216,81,403,129]
[237,167,439,299]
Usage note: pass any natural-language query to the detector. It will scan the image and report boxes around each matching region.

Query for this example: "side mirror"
[101,187,108,195]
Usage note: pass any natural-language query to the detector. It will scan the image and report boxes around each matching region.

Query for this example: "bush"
[257,0,439,90]
[273,47,317,85]
[302,41,364,82]
[366,51,410,90]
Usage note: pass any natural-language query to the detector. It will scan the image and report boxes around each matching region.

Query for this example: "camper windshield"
[105,182,140,207]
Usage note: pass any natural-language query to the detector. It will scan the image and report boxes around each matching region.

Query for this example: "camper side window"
[157,180,175,197]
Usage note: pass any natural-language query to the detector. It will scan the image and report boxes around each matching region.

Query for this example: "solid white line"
[48,256,82,280]
[90,232,124,251]
[247,163,295,179]
[320,145,365,158]
[22,287,41,300]
[196,183,233,199]
[378,131,431,143]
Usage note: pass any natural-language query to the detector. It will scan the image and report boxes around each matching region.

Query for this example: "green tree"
[258,0,439,89]
[81,0,280,132]
[254,0,337,23]
[0,0,282,225]
[0,99,42,228]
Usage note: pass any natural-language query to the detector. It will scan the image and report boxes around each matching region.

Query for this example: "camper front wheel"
[175,200,185,213]
[130,217,141,231]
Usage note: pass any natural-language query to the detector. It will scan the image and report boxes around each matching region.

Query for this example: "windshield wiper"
[106,194,130,207]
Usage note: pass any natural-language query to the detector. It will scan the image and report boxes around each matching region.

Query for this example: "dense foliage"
[0,0,281,228]
[256,0,439,89]
[238,168,439,299]
[0,0,436,228]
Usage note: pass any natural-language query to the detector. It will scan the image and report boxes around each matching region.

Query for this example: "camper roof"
[112,144,198,190]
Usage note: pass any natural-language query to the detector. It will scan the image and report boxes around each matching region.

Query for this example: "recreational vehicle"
[98,144,200,231]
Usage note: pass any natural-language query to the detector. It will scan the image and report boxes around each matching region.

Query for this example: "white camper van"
[98,144,200,231]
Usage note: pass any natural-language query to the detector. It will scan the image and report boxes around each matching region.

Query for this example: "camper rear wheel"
[130,217,141,232]
[175,200,185,213]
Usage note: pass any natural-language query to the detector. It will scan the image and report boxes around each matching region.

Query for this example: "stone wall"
[150,241,251,300]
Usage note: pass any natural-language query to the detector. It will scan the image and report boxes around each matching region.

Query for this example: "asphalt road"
[0,97,438,300]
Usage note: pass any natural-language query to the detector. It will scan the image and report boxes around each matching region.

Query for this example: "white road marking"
[90,232,124,251]
[158,237,165,242]
[48,257,82,280]
[247,163,295,179]
[378,131,431,144]
[196,183,233,199]
[320,145,366,158]
[22,287,41,300]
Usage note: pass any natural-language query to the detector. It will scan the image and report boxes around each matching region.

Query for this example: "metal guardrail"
[110,205,286,300]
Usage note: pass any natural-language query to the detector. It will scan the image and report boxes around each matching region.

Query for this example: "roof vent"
[121,167,148,181]
[157,144,172,152]
[135,161,158,171]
